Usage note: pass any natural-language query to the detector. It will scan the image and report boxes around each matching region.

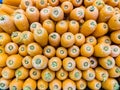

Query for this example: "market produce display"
[0,0,120,90]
